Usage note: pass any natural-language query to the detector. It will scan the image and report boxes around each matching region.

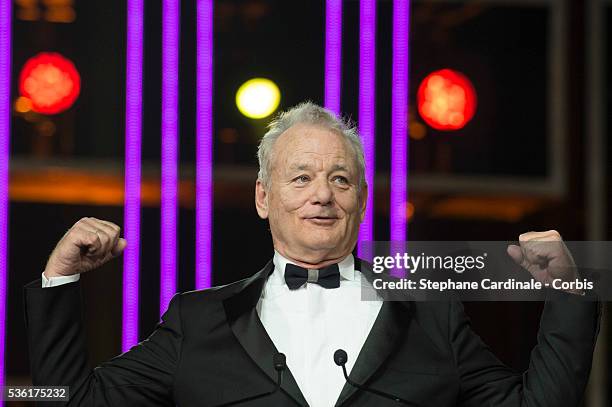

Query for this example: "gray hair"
[256,101,366,192]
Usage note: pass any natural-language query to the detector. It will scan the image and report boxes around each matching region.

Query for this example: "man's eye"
[333,176,349,185]
[294,175,310,184]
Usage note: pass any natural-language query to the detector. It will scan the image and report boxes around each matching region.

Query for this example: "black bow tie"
[284,263,341,290]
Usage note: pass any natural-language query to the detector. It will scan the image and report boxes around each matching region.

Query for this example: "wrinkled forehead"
[272,124,357,172]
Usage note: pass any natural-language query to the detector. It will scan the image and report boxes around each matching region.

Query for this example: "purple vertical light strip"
[324,0,342,116]
[160,0,180,315]
[357,0,376,256]
[0,0,11,400]
[390,0,410,242]
[195,0,213,289]
[122,0,144,352]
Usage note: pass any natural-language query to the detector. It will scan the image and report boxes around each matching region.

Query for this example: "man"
[24,102,600,406]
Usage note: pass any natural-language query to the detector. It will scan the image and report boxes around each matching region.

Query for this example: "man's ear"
[255,179,269,219]
[359,183,368,222]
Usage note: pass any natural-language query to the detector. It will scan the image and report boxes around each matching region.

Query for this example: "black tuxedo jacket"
[24,259,601,406]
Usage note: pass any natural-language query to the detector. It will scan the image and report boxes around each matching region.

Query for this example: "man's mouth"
[305,216,338,225]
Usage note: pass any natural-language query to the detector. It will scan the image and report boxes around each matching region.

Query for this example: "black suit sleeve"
[24,279,183,406]
[451,290,602,407]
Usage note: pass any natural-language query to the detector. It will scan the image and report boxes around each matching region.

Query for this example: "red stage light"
[417,69,476,131]
[18,52,81,115]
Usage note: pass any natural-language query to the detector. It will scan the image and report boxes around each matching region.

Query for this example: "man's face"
[255,124,367,263]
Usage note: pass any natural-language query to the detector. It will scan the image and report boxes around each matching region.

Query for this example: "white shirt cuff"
[41,272,80,288]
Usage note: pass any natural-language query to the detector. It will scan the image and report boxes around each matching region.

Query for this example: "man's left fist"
[507,230,581,294]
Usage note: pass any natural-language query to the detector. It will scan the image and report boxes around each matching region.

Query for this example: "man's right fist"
[43,217,127,279]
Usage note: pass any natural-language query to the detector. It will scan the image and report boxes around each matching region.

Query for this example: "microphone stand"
[334,349,417,406]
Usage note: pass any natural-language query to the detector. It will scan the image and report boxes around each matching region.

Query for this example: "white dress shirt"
[43,252,383,407]
[42,272,80,287]
[257,251,383,407]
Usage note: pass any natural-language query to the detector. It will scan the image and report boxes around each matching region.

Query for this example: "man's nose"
[310,178,334,205]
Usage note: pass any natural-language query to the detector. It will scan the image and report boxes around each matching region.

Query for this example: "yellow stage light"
[235,78,280,119]
[15,96,32,113]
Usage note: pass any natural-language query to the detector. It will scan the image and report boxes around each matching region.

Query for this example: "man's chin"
[298,237,338,251]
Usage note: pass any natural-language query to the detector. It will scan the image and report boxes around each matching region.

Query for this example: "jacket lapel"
[335,259,414,406]
[223,260,309,407]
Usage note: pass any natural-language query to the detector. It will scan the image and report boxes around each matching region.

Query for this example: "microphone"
[334,349,416,406]
[216,352,287,407]
[272,353,287,391]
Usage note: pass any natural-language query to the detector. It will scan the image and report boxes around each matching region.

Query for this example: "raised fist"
[507,230,580,293]
[43,217,127,278]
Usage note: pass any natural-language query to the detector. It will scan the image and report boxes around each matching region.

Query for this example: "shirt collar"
[271,250,356,285]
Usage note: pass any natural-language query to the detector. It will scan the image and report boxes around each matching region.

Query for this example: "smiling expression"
[255,124,367,266]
